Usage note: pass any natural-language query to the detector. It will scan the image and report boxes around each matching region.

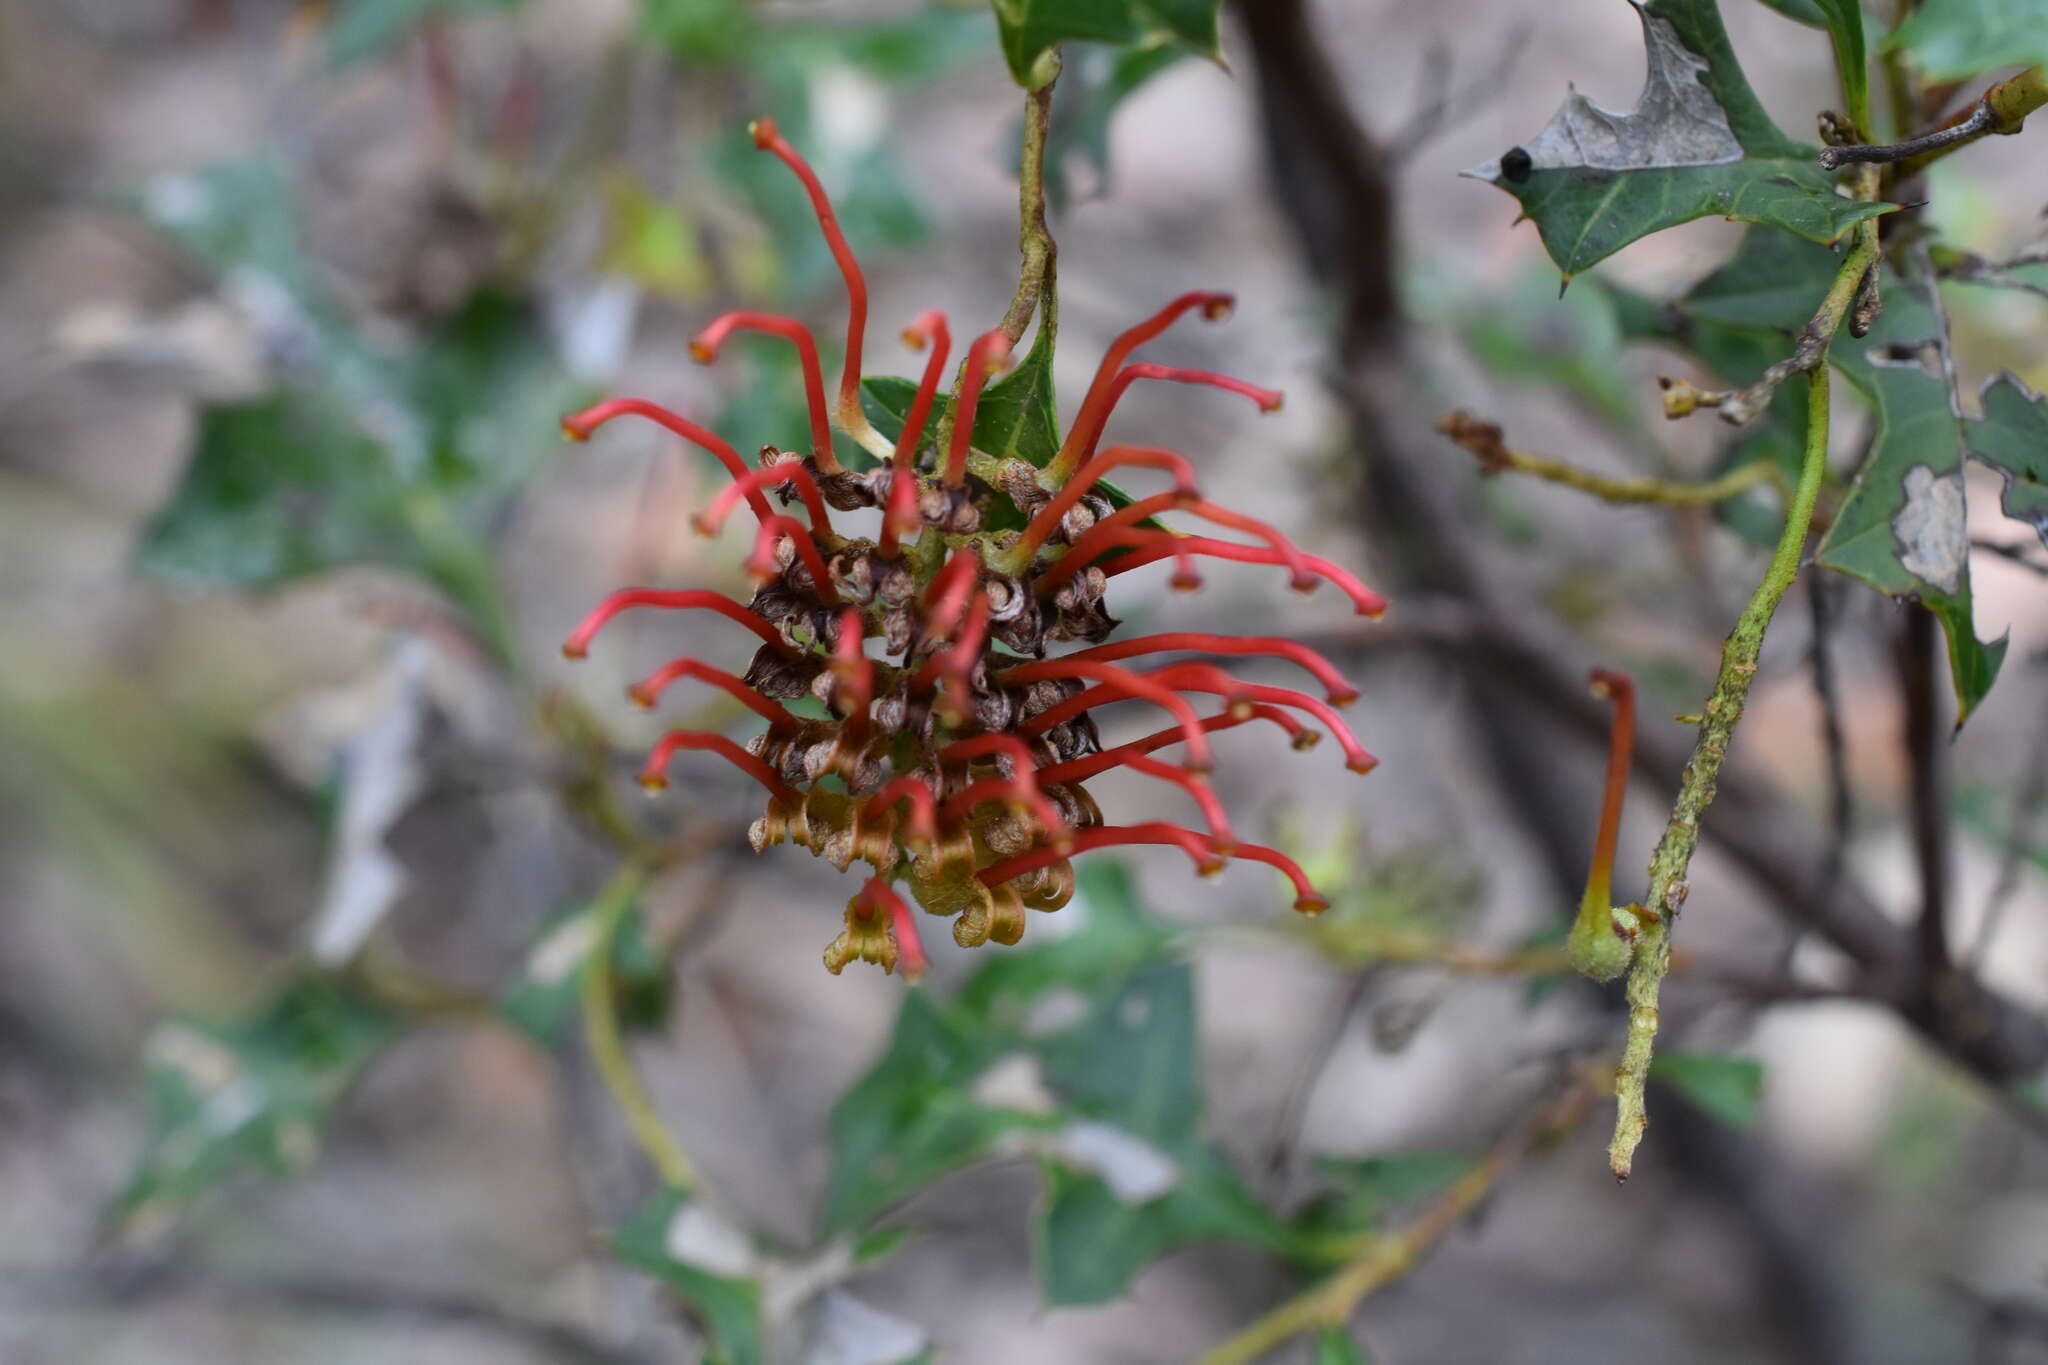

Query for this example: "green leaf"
[1888,0,2048,81]
[324,0,526,68]
[821,861,1279,1305]
[851,1224,915,1267]
[1315,1327,1375,1365]
[1295,1152,1473,1241]
[111,972,399,1230]
[1467,0,1889,277]
[135,160,312,292]
[1650,1050,1765,1127]
[1619,234,1814,544]
[612,1189,765,1365]
[1659,226,2008,716]
[1812,0,1869,124]
[1967,374,2048,549]
[140,393,411,588]
[499,897,672,1044]
[1034,961,1198,1141]
[1044,42,1190,208]
[991,0,1223,87]
[818,990,1029,1236]
[1034,1144,1284,1306]
[139,280,578,660]
[953,860,1174,1026]
[1755,0,1829,26]
[858,320,1061,471]
[973,318,1064,467]
[1816,258,2008,723]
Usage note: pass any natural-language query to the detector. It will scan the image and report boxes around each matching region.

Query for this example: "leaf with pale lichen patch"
[1815,253,2008,724]
[1969,374,2048,550]
[1465,0,1889,277]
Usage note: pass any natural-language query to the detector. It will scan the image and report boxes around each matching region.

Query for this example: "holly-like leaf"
[1465,0,1889,278]
[139,269,578,659]
[858,320,1060,471]
[1034,1144,1284,1306]
[1888,0,2048,81]
[1033,961,1198,1142]
[1649,1050,1765,1127]
[1968,374,2048,549]
[612,1188,765,1365]
[992,0,1223,88]
[973,319,1063,467]
[1817,257,2008,722]
[822,863,1280,1304]
[1658,226,2007,718]
[111,973,400,1232]
[818,990,1032,1236]
[499,896,673,1044]
[1028,956,1287,1304]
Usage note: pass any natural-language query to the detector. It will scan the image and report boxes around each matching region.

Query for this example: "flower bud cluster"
[562,120,1386,976]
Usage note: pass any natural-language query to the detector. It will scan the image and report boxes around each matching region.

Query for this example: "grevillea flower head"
[562,118,1388,977]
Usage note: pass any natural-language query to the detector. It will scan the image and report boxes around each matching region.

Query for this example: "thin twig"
[1974,537,2048,579]
[1263,973,1374,1179]
[1438,410,1785,506]
[929,76,1059,484]
[1384,25,1534,163]
[582,861,697,1192]
[1658,213,1880,428]
[1612,315,1861,1177]
[1821,65,2048,173]
[1197,1078,1597,1365]
[997,77,1059,348]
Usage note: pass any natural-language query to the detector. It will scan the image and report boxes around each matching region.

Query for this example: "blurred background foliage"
[3,0,2048,1362]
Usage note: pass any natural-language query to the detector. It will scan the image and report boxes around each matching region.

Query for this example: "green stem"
[1609,358,1838,1179]
[582,861,696,1191]
[1497,451,1781,507]
[1196,1082,1595,1365]
[926,73,1059,492]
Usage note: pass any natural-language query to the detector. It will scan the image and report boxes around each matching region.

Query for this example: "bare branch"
[1821,65,2048,173]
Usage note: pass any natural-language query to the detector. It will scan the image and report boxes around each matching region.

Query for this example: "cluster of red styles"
[561,120,1388,978]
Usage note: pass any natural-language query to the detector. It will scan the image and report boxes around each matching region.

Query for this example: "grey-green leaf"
[1034,1145,1284,1305]
[499,897,672,1045]
[1816,257,2008,723]
[612,1189,765,1365]
[111,973,399,1232]
[1969,374,2048,549]
[1888,0,2048,81]
[1467,0,1888,277]
[1663,227,2006,720]
[992,0,1223,87]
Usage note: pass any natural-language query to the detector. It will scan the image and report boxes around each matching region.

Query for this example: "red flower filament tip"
[559,122,1388,975]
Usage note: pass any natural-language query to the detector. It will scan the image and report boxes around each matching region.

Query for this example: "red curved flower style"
[560,119,1386,975]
